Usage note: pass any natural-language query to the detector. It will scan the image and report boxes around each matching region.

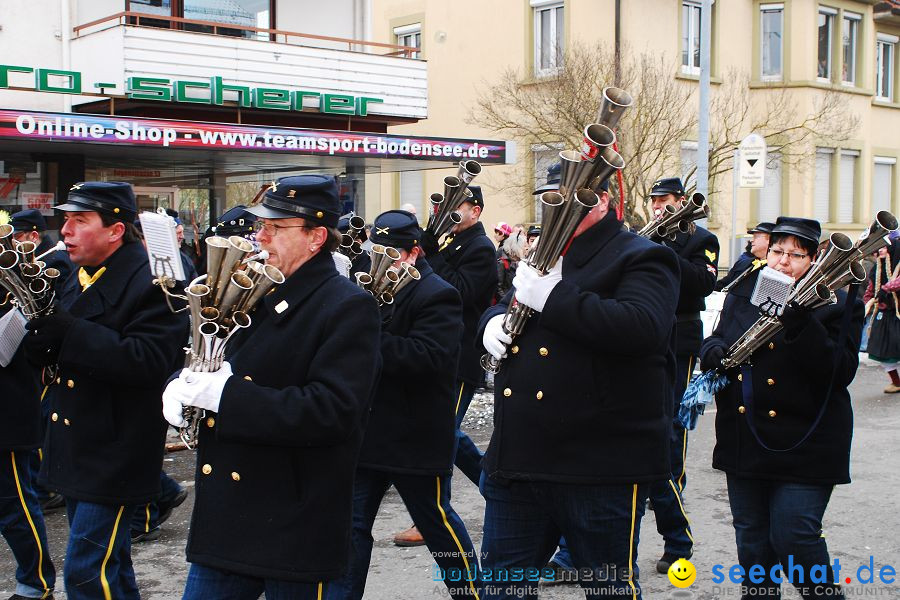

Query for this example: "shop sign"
[21,192,55,216]
[0,64,384,116]
[0,110,510,164]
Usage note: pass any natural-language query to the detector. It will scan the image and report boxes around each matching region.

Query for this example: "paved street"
[3,357,899,599]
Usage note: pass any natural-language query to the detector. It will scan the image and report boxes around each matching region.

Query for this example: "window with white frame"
[877,33,897,101]
[814,148,834,223]
[533,145,560,221]
[818,7,836,80]
[399,170,424,216]
[759,154,782,222]
[838,149,859,223]
[533,1,564,76]
[681,141,698,191]
[682,1,702,75]
[873,157,895,215]
[394,23,421,59]
[760,4,784,80]
[842,12,861,85]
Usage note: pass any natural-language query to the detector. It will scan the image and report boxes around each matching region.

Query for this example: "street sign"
[738,133,767,188]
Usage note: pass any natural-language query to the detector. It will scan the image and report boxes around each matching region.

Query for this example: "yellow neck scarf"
[78,266,106,292]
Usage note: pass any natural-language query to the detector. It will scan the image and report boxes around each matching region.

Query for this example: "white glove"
[482,314,512,360]
[168,362,233,417]
[332,251,352,278]
[512,258,563,313]
[162,370,188,427]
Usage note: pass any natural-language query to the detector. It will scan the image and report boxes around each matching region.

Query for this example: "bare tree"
[468,42,859,227]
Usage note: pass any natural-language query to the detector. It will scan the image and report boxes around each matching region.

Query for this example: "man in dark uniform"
[479,183,680,600]
[328,210,479,600]
[715,221,774,292]
[393,185,496,547]
[162,175,381,599]
[1,216,58,600]
[10,209,74,513]
[644,176,719,574]
[21,181,189,600]
[10,209,73,282]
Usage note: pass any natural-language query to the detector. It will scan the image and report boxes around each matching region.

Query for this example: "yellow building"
[369,0,900,264]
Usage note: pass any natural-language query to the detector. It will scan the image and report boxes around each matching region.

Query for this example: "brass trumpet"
[337,215,366,260]
[425,160,482,240]
[0,224,64,319]
[355,244,420,305]
[177,235,285,448]
[637,193,710,241]
[721,213,898,369]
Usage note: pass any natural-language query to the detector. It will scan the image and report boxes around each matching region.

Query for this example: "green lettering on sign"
[211,76,251,108]
[127,77,172,101]
[35,68,81,94]
[252,88,291,110]
[322,94,355,115]
[291,90,321,111]
[0,65,34,88]
[174,80,211,104]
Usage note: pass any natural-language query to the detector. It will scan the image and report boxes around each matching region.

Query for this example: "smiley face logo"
[667,558,696,588]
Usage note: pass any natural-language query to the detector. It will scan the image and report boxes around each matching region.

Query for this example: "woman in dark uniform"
[699,217,863,600]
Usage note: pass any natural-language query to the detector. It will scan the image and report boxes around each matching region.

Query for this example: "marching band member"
[328,210,479,600]
[699,217,863,599]
[22,182,189,600]
[478,181,680,600]
[0,214,58,600]
[163,175,381,599]
[644,176,720,573]
[392,185,495,547]
[715,221,774,292]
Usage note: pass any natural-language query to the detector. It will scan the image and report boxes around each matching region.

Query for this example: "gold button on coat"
[768,410,777,417]
[64,418,70,426]
[738,406,746,414]
[55,376,60,384]
[737,374,743,382]
[231,472,241,481]
[768,342,775,350]
[243,375,252,381]
[510,346,519,354]
[536,391,544,400]
[767,378,775,386]
[51,413,58,422]
[539,347,548,357]
[66,379,75,389]
[206,417,216,428]
[503,388,512,397]
[202,464,212,475]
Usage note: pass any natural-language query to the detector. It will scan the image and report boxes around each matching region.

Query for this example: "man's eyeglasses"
[768,248,809,262]
[253,221,314,237]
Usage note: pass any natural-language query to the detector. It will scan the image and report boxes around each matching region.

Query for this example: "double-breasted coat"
[185,250,382,582]
[478,211,681,483]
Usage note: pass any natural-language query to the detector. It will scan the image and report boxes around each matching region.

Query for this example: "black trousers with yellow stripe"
[327,468,480,600]
[0,449,56,598]
[647,353,695,557]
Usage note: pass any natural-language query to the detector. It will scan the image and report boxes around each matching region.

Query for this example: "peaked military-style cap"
[369,210,422,250]
[55,181,137,222]
[213,205,257,236]
[747,221,776,235]
[10,209,47,232]
[465,185,485,209]
[649,177,686,197]
[247,175,341,228]
[772,216,821,245]
[533,162,561,195]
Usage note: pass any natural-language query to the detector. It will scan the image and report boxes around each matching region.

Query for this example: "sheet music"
[139,211,186,282]
[0,308,27,367]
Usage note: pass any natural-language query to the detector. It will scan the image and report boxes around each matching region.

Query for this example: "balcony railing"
[72,12,419,59]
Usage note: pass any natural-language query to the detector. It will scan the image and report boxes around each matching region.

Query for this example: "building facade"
[371,0,900,264]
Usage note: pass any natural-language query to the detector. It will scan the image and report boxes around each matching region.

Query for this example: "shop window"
[873,158,895,215]
[758,154,782,223]
[394,23,422,60]
[842,11,861,86]
[532,0,564,77]
[877,34,897,102]
[760,4,783,81]
[814,148,833,223]
[818,7,835,81]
